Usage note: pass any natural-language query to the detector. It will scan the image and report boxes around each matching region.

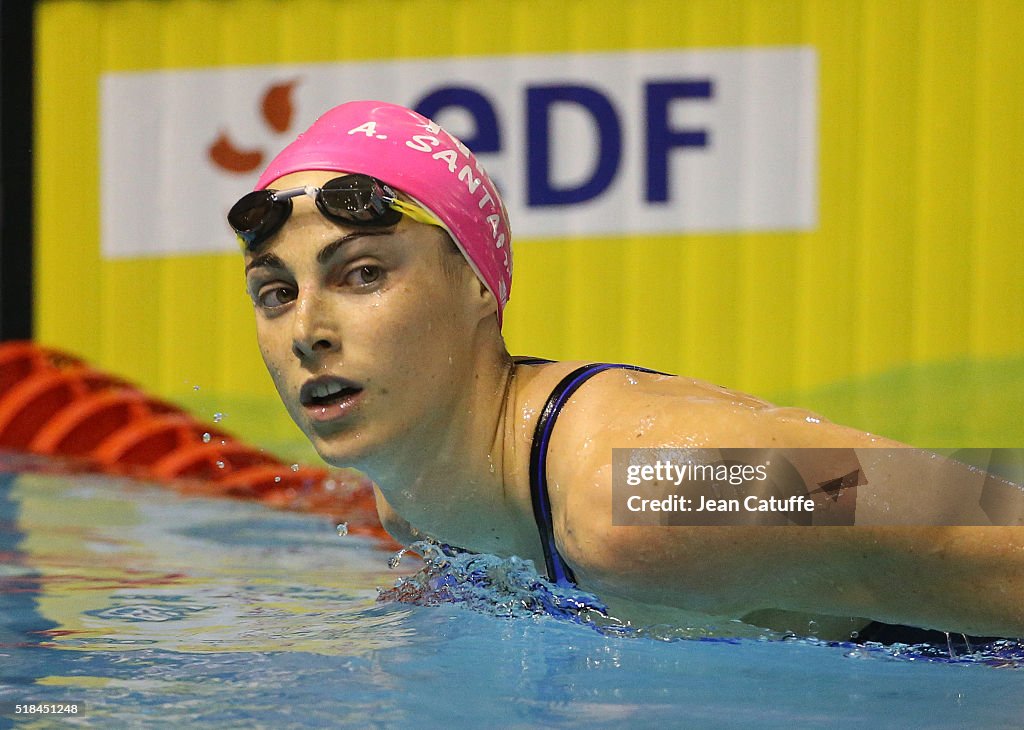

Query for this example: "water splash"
[378,541,622,629]
[376,541,1024,664]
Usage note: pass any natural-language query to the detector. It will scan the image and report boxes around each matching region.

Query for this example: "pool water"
[2,462,1024,729]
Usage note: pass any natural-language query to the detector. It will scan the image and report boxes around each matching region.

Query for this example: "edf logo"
[101,47,815,258]
[413,81,712,207]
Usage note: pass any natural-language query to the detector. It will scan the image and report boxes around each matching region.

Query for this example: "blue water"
[2,463,1024,729]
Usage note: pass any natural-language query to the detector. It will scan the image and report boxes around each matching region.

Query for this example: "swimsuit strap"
[527,362,667,587]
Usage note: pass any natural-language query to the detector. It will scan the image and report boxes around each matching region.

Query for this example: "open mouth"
[300,377,363,408]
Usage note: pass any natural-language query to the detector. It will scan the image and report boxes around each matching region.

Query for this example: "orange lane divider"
[0,341,393,544]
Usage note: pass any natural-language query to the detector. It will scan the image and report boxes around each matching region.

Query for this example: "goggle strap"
[272,186,318,203]
[387,198,443,227]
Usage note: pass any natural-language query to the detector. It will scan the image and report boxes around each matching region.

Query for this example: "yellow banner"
[35,0,1024,452]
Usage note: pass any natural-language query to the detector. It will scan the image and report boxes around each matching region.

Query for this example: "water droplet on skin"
[290,463,300,472]
[636,415,656,436]
[805,416,821,424]
[626,374,639,385]
[324,479,337,492]
[274,476,282,483]
[202,433,211,443]
[336,522,349,537]
[213,412,224,423]
[215,460,225,469]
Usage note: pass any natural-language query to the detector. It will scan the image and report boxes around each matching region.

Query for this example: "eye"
[256,284,297,309]
[346,265,382,287]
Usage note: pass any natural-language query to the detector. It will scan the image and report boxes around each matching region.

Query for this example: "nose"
[291,289,339,361]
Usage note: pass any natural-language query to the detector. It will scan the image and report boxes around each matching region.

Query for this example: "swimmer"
[231,100,1024,641]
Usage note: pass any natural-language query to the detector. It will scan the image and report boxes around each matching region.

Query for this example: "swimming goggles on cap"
[228,173,443,250]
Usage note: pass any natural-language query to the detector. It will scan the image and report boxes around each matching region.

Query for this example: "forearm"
[847,525,1024,636]
[583,523,1024,637]
[852,448,1023,526]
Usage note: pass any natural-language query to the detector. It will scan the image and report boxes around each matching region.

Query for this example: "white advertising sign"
[100,47,817,258]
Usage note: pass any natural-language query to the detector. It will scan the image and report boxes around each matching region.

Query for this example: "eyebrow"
[245,251,284,273]
[244,230,393,274]
[316,229,391,265]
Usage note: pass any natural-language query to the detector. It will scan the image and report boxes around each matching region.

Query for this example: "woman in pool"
[231,100,1024,640]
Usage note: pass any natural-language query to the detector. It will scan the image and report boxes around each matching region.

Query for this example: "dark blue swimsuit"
[519,358,998,648]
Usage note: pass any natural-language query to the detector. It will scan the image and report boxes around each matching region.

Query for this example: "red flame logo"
[208,80,298,174]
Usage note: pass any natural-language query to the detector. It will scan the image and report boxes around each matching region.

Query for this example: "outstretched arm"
[554,375,1024,635]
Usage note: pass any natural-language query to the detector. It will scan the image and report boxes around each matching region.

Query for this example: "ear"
[471,275,498,321]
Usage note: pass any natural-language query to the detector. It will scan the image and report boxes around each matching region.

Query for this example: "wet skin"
[246,171,1024,638]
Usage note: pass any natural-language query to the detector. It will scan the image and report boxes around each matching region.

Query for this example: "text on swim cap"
[347,119,509,271]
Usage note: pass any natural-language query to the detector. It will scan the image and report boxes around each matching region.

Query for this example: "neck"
[361,346,545,563]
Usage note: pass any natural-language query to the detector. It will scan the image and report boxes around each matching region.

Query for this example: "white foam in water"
[380,541,617,628]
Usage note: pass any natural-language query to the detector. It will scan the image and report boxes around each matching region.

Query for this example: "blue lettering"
[645,80,712,203]
[526,85,621,206]
[414,87,501,154]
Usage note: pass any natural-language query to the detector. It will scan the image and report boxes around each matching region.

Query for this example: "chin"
[307,429,377,473]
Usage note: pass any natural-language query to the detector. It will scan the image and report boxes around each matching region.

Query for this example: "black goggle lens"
[229,174,404,250]
[317,176,403,228]
[228,191,293,246]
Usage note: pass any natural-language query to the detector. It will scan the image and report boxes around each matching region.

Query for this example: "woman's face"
[243,170,489,473]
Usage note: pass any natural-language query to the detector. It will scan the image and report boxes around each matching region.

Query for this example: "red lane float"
[0,341,392,544]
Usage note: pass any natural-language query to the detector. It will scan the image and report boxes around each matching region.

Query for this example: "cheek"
[256,322,290,382]
[384,298,472,384]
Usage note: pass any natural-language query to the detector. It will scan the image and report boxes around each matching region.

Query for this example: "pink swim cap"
[256,100,512,324]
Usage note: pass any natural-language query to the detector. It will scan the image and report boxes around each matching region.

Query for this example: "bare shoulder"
[532,367,778,608]
[549,366,900,462]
